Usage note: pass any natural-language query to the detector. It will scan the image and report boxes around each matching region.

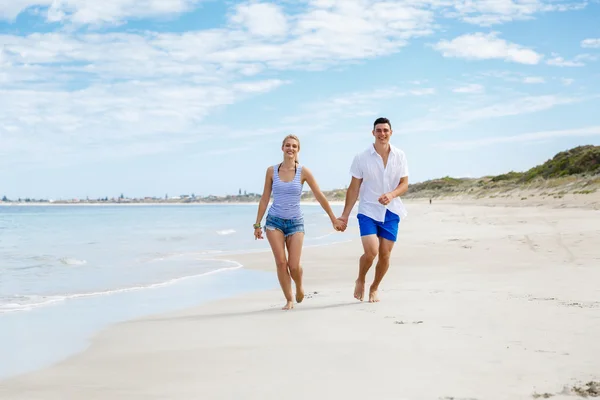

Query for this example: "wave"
[216,229,236,236]
[310,232,333,240]
[0,260,243,315]
[157,236,187,242]
[139,250,224,263]
[59,257,87,266]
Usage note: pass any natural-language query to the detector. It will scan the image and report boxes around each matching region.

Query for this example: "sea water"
[0,203,347,379]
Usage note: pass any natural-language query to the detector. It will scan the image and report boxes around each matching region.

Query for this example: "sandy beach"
[1,200,599,400]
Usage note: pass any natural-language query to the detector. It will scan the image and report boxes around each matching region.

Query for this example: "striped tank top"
[268,163,304,220]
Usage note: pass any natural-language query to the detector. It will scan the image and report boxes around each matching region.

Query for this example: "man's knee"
[361,234,380,263]
[362,248,378,263]
[378,251,391,263]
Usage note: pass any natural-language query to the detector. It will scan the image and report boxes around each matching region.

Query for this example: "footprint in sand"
[394,320,423,325]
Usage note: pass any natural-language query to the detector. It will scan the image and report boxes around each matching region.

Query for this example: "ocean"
[0,203,348,379]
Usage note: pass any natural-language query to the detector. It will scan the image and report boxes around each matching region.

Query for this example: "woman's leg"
[266,228,294,310]
[285,232,305,303]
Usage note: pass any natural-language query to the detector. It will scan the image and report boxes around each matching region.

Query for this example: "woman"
[253,134,346,310]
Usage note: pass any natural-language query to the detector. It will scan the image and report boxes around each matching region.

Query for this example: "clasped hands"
[332,217,347,232]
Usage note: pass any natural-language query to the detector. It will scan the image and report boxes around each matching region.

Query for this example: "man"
[337,117,409,302]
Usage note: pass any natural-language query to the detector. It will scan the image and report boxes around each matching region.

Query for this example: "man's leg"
[368,237,395,302]
[355,213,379,301]
[369,210,400,302]
[355,234,379,301]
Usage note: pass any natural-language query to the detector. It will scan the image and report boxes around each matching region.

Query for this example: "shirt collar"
[370,143,396,155]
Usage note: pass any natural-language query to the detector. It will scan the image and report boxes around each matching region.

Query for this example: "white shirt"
[350,144,409,222]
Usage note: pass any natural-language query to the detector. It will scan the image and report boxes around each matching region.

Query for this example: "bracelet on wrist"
[253,223,261,229]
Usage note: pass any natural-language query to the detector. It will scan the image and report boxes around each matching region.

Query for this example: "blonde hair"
[282,134,300,164]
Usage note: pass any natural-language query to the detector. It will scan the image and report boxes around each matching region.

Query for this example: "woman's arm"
[302,167,339,226]
[340,176,361,223]
[254,167,273,239]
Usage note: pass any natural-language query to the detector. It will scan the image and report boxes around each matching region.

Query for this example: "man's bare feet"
[369,286,380,303]
[296,284,305,303]
[282,301,294,310]
[354,279,365,301]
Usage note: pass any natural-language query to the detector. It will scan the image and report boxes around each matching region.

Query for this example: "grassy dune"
[311,145,600,202]
[402,145,600,200]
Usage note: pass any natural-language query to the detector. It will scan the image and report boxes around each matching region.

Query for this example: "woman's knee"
[275,259,288,270]
[288,261,302,274]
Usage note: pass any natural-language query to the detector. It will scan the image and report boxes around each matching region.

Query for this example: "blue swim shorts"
[265,214,305,237]
[357,209,400,242]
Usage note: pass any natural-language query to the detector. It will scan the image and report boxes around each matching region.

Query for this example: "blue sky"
[1,0,599,200]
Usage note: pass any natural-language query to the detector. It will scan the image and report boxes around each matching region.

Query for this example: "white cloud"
[581,38,600,49]
[479,70,545,84]
[229,3,288,37]
[453,83,485,93]
[397,94,584,134]
[523,76,545,84]
[454,95,580,120]
[1,0,583,28]
[437,126,600,150]
[0,0,593,169]
[547,53,598,67]
[276,89,594,148]
[546,53,586,67]
[0,1,440,73]
[0,1,445,167]
[282,86,435,125]
[561,78,575,86]
[0,0,203,26]
[410,88,436,96]
[0,79,288,163]
[444,0,586,26]
[577,53,599,61]
[432,32,543,65]
[0,0,586,28]
[0,0,447,160]
[233,79,290,93]
[227,84,438,141]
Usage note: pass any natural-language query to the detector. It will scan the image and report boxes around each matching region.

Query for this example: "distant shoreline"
[0,201,346,207]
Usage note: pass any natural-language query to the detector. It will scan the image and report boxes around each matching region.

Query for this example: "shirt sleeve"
[399,152,409,178]
[350,154,362,179]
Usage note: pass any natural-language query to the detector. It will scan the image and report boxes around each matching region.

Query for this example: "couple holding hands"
[253,117,409,310]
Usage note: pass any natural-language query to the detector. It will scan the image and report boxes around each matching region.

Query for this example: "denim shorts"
[265,214,305,237]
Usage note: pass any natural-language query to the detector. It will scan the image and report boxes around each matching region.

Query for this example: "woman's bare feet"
[295,285,305,303]
[354,279,365,301]
[368,286,380,302]
[282,301,294,310]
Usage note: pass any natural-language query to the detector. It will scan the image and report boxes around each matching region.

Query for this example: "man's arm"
[378,175,409,205]
[391,175,409,197]
[379,151,409,205]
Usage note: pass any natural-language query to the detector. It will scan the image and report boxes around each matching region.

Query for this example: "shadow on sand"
[142,300,364,323]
